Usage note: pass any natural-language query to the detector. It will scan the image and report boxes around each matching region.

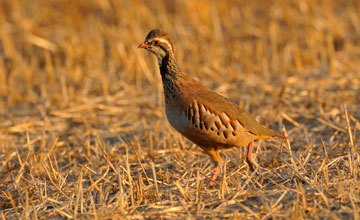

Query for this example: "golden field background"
[0,0,359,219]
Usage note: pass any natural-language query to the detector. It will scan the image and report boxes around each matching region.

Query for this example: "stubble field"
[0,0,359,219]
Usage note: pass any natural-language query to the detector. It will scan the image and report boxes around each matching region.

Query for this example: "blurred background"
[0,0,359,106]
[1,0,359,140]
[0,0,359,219]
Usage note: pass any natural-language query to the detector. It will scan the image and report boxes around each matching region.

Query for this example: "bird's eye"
[152,40,160,45]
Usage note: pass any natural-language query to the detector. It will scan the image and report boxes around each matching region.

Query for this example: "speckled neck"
[159,52,184,104]
[159,52,178,77]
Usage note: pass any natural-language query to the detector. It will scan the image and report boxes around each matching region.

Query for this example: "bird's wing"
[194,88,274,137]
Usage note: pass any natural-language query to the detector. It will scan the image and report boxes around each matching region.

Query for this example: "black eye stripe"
[159,44,167,52]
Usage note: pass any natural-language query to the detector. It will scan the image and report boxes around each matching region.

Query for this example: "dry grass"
[0,0,359,219]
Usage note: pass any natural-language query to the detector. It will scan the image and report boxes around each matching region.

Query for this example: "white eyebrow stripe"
[153,38,173,51]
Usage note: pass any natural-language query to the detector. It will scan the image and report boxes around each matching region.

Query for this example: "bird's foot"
[246,157,259,172]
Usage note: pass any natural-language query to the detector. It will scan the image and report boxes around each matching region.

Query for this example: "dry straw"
[0,0,359,219]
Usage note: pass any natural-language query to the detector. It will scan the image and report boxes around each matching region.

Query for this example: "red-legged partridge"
[138,29,287,185]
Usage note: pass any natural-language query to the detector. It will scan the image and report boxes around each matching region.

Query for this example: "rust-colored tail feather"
[269,129,288,139]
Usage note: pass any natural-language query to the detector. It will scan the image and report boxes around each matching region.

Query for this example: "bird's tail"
[269,129,288,139]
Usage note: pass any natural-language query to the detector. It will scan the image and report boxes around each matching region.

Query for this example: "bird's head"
[138,29,174,64]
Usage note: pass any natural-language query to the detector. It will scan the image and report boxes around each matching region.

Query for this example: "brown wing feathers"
[185,96,287,140]
[185,99,246,139]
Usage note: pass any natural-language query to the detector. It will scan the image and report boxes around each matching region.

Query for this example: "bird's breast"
[165,106,189,133]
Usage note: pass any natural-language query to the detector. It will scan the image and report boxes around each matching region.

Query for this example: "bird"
[138,29,287,185]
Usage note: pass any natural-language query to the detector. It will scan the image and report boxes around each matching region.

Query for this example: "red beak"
[138,42,149,48]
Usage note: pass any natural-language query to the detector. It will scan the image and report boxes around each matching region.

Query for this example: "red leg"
[205,147,223,186]
[209,166,221,186]
[246,141,257,170]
